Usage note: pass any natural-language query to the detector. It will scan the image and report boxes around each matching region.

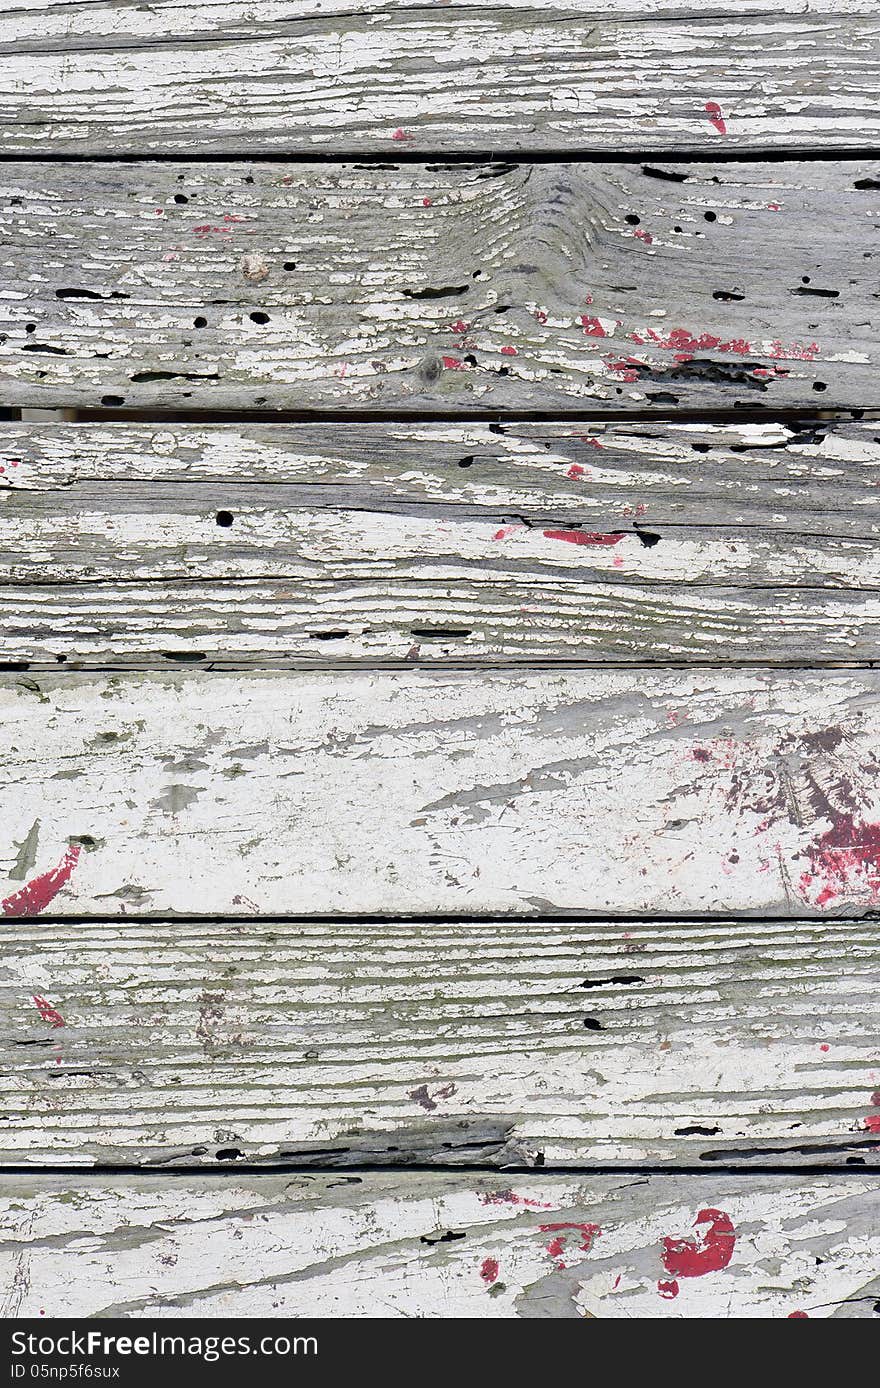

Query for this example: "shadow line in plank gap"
[15,910,880,924]
[8,662,880,676]
[1,149,879,167]
[7,407,877,426]
[0,1162,877,1179]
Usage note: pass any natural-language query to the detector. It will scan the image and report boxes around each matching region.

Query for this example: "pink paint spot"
[480,1257,499,1285]
[863,1115,880,1133]
[580,315,607,338]
[32,995,64,1029]
[633,229,654,244]
[576,435,603,449]
[767,339,820,362]
[612,1274,622,1290]
[392,128,414,142]
[802,814,880,906]
[500,345,517,356]
[820,1043,830,1053]
[492,525,521,541]
[661,1209,736,1279]
[567,465,585,480]
[534,309,548,324]
[422,197,433,207]
[442,356,464,370]
[705,101,727,135]
[154,208,164,216]
[447,320,470,335]
[870,1091,880,1106]
[539,1223,601,1271]
[2,845,81,919]
[480,1190,553,1210]
[657,1280,679,1299]
[542,529,623,547]
[788,1311,809,1318]
[584,293,594,305]
[767,202,781,211]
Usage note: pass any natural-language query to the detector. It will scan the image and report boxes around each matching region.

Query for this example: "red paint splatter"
[633,229,654,244]
[801,814,880,906]
[392,128,414,142]
[567,465,585,479]
[542,529,623,547]
[576,435,604,448]
[767,339,820,362]
[480,1257,499,1284]
[705,101,727,135]
[692,748,711,762]
[657,1279,679,1299]
[500,345,517,356]
[480,1190,553,1210]
[2,845,81,919]
[534,309,548,324]
[580,315,607,338]
[492,525,522,541]
[32,995,64,1029]
[788,1311,809,1318]
[628,327,752,356]
[661,1209,736,1279]
[422,197,433,207]
[442,356,465,370]
[870,1091,880,1106]
[767,202,781,211]
[539,1222,601,1271]
[863,1115,880,1133]
[447,320,470,335]
[820,1043,830,1052]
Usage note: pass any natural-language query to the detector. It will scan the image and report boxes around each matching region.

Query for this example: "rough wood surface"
[2,918,878,1167]
[1,162,877,410]
[0,1172,878,1317]
[4,419,880,666]
[1,7,878,155]
[5,669,880,917]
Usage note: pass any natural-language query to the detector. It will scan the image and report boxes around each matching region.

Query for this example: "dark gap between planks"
[8,407,879,425]
[1,149,879,165]
[1,1162,877,1177]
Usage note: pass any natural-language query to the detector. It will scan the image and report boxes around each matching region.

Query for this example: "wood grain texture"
[1,7,878,155]
[4,419,880,666]
[2,918,878,1167]
[1,1172,878,1317]
[5,669,880,917]
[1,161,876,411]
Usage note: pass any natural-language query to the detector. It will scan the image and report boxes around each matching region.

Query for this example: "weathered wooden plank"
[2,918,878,1167]
[7,578,880,666]
[1,162,876,411]
[0,1173,877,1317]
[5,669,880,916]
[3,418,880,665]
[1,8,878,155]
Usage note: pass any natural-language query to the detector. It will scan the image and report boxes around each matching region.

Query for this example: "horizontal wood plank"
[1,162,877,410]
[5,669,880,916]
[1,918,878,1167]
[1,1172,878,1317]
[1,8,878,155]
[3,419,880,666]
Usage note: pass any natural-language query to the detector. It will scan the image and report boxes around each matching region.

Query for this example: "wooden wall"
[0,0,878,1318]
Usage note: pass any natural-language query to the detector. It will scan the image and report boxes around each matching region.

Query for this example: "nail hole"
[216,510,234,527]
[249,311,270,324]
[193,316,208,328]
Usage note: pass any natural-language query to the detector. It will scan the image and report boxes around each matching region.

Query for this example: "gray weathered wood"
[3,419,880,666]
[2,918,878,1168]
[1,161,877,410]
[4,669,880,916]
[1,7,878,155]
[0,1172,878,1317]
